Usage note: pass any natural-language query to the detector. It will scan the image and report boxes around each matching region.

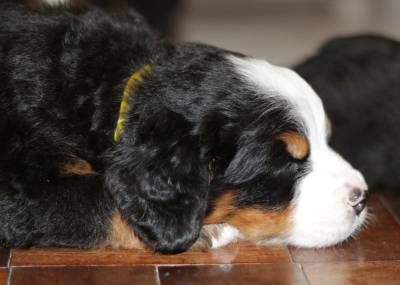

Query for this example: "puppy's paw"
[190,229,213,251]
[190,223,242,251]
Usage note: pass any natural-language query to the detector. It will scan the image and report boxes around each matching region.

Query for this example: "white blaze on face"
[226,55,368,248]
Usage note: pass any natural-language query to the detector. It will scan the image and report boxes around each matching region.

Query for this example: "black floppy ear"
[199,112,240,181]
[106,109,208,253]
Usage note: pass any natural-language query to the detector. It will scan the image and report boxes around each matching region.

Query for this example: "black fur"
[23,0,181,38]
[0,2,309,253]
[295,34,400,192]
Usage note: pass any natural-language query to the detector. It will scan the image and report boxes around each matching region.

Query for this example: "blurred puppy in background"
[295,34,400,193]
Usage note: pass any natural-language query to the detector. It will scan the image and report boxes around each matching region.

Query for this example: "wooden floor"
[1,193,400,284]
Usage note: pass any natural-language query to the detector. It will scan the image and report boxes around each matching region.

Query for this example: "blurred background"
[24,0,400,65]
[179,0,400,65]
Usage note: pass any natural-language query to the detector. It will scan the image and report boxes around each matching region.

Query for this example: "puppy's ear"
[106,109,208,253]
[199,112,240,182]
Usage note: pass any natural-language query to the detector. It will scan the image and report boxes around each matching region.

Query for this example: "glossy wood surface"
[11,266,157,285]
[158,264,308,285]
[11,243,289,266]
[0,270,7,285]
[303,260,400,285]
[0,249,9,268]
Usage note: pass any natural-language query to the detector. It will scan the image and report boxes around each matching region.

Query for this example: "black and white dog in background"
[0,1,368,253]
[296,34,400,193]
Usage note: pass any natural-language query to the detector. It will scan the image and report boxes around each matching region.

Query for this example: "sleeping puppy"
[295,34,400,193]
[0,2,368,254]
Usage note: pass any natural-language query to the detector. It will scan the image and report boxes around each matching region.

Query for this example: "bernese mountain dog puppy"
[0,2,368,254]
[295,34,400,193]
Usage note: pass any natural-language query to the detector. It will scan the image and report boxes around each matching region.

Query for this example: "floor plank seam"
[286,246,294,263]
[8,264,161,268]
[6,267,12,285]
[155,266,161,285]
[154,261,294,267]
[6,251,11,269]
[299,263,311,285]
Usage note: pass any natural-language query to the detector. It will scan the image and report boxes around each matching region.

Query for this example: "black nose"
[349,188,369,215]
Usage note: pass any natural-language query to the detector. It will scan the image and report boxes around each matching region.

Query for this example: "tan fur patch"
[62,159,95,176]
[106,210,145,249]
[278,131,309,160]
[204,192,237,224]
[226,207,293,241]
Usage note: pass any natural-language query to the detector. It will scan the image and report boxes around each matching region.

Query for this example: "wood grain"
[159,264,308,285]
[303,260,400,285]
[10,266,157,285]
[0,269,7,285]
[11,242,290,267]
[0,249,10,268]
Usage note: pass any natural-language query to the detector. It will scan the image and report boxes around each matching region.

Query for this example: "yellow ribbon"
[114,64,151,142]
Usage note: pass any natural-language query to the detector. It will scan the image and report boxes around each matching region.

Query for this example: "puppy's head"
[201,55,369,248]
[108,45,368,253]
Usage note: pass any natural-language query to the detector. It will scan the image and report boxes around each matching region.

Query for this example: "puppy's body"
[0,4,156,248]
[0,3,368,253]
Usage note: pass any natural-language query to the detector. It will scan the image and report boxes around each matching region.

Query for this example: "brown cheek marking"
[61,159,95,176]
[105,210,145,249]
[203,191,237,224]
[226,207,293,241]
[278,131,309,160]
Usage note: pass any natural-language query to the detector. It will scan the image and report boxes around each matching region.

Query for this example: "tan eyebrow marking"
[278,131,309,160]
[61,158,95,176]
